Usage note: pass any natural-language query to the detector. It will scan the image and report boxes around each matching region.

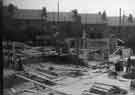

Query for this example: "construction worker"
[119,60,124,72]
[115,61,121,72]
[130,79,135,90]
[123,61,127,73]
[15,56,24,71]
[126,57,132,73]
[130,60,135,73]
[9,53,14,69]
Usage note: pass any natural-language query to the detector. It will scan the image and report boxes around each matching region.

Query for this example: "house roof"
[2,7,135,26]
[9,9,105,24]
[79,13,106,24]
[14,9,73,22]
[107,16,135,26]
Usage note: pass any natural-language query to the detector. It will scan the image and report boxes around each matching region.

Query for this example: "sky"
[3,0,135,16]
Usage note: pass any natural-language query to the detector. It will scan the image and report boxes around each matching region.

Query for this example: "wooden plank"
[94,82,115,87]
[54,68,85,72]
[21,71,56,85]
[24,65,57,79]
[22,89,48,95]
[28,71,56,83]
[92,85,110,91]
[34,70,57,79]
[36,68,58,76]
[24,65,56,80]
[93,84,113,90]
[88,92,101,95]
[15,73,70,95]
[90,88,107,95]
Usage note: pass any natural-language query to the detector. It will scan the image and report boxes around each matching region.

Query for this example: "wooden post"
[118,8,122,37]
[12,41,15,66]
[76,39,79,57]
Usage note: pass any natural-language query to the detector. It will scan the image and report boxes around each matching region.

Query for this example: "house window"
[89,33,96,39]
[71,41,75,48]
[96,33,103,38]
[26,20,30,25]
[89,33,103,39]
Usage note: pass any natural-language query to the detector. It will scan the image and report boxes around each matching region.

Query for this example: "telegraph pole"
[57,0,60,55]
[119,8,122,25]
[82,14,87,49]
[118,8,122,37]
[57,0,60,23]
[122,11,125,24]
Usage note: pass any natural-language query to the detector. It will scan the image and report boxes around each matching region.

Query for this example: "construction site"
[2,1,135,95]
[3,40,135,95]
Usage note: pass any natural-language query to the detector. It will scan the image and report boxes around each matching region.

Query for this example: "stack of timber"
[15,71,70,95]
[24,65,58,79]
[82,82,127,95]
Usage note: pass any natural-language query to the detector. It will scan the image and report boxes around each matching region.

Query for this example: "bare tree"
[7,3,17,17]
[41,7,47,19]
[102,11,107,21]
[41,7,47,32]
[72,9,78,16]
[98,11,101,15]
[128,14,133,23]
[40,7,48,46]
[72,9,81,22]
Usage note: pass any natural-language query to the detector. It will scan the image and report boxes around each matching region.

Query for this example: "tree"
[102,11,107,21]
[41,7,47,19]
[41,7,47,32]
[72,9,81,22]
[128,14,133,23]
[6,4,18,27]
[7,3,17,17]
[98,11,101,15]
[5,4,18,35]
[72,9,78,17]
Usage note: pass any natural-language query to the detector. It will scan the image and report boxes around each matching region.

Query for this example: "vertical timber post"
[119,8,121,37]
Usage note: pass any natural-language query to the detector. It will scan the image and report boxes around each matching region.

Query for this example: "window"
[89,33,103,39]
[26,20,30,25]
[71,41,75,48]
[89,33,95,38]
[96,33,103,38]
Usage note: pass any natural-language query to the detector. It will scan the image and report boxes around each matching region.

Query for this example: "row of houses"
[2,5,135,60]
[3,5,135,39]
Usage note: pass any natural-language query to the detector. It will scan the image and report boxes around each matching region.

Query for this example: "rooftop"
[3,7,106,24]
[2,7,135,26]
[107,16,135,26]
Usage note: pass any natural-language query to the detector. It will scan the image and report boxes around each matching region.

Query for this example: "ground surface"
[3,61,135,95]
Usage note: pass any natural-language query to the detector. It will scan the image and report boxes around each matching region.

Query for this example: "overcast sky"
[3,0,135,16]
